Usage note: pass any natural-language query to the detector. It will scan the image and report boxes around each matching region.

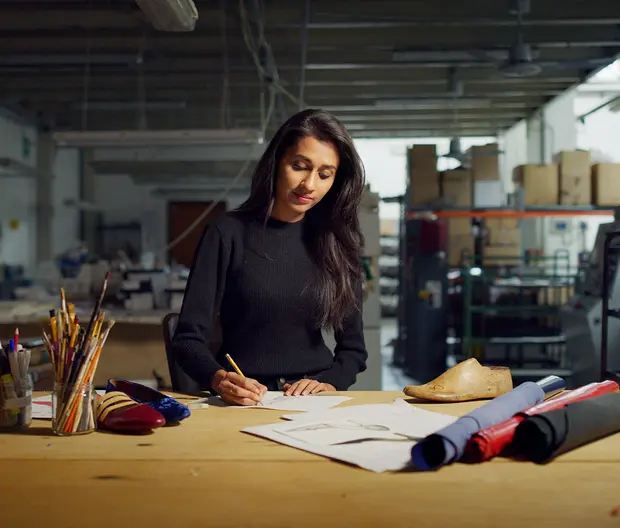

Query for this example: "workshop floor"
[380,318,418,391]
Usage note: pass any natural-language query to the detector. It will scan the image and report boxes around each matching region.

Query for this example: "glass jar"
[0,375,33,431]
[52,381,97,436]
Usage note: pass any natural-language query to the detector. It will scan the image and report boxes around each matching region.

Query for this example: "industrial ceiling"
[1,0,619,138]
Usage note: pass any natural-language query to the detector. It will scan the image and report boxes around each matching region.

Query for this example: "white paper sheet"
[280,398,412,421]
[32,391,106,419]
[242,400,457,472]
[208,391,351,412]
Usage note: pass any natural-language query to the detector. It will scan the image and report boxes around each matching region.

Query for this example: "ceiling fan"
[393,0,611,79]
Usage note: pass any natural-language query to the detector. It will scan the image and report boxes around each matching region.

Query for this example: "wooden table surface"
[1,391,619,527]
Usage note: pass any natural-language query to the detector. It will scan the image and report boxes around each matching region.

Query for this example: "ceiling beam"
[0,26,619,50]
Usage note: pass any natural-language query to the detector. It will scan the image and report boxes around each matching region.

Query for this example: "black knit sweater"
[170,212,368,390]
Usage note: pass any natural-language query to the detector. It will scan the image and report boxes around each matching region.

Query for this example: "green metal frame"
[461,250,577,361]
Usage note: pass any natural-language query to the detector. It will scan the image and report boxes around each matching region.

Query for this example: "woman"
[170,108,368,406]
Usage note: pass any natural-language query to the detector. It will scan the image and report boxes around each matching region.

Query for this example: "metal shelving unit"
[460,253,576,379]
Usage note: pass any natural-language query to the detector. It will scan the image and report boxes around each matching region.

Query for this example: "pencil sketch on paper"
[277,419,407,446]
[286,421,391,433]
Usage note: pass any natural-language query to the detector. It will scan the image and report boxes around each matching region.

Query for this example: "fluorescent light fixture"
[52,129,264,148]
[134,0,199,32]
[71,101,187,111]
[392,50,480,62]
[63,199,105,212]
[374,98,492,110]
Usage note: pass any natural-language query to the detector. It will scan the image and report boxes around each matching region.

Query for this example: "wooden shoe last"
[403,358,513,402]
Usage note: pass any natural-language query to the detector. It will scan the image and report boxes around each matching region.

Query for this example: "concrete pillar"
[35,133,55,263]
[80,148,98,253]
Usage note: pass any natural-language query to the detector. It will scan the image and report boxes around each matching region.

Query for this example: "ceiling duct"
[134,0,199,32]
[52,129,264,148]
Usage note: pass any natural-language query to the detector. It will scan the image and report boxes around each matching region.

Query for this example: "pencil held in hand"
[225,354,245,377]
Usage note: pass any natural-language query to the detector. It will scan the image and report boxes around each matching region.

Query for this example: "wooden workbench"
[1,391,619,527]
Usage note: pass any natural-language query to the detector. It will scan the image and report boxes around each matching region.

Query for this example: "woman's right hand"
[211,370,268,406]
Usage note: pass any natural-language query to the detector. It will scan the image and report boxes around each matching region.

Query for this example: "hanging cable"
[155,0,291,256]
[156,86,276,255]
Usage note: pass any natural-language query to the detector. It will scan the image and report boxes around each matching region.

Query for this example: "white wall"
[499,119,528,194]
[93,174,250,256]
[52,148,81,255]
[542,90,578,162]
[576,94,620,162]
[0,114,82,269]
[0,113,38,269]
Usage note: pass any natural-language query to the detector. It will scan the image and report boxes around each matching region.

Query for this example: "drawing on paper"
[286,421,391,433]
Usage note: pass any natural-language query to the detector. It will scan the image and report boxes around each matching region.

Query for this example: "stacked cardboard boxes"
[512,151,620,206]
[483,218,522,266]
[407,145,440,206]
[469,143,500,181]
[440,169,473,266]
[554,150,591,205]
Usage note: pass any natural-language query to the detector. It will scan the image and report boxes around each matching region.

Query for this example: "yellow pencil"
[225,354,245,377]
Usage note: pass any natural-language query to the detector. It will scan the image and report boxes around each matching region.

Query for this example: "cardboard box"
[482,245,522,266]
[409,144,437,172]
[555,150,591,205]
[441,169,472,206]
[448,235,474,266]
[513,164,559,205]
[407,147,440,206]
[469,144,500,180]
[485,218,521,246]
[592,164,620,205]
[409,178,440,206]
[448,218,472,236]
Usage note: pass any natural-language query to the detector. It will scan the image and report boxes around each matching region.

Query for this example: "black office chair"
[162,313,203,395]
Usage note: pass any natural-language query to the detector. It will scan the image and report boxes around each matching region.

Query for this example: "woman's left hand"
[282,379,336,396]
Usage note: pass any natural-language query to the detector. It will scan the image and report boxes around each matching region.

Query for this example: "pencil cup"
[52,381,97,436]
[0,375,33,431]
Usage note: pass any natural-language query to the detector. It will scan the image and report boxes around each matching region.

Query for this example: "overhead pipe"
[298,0,311,110]
[276,18,620,30]
[577,95,620,122]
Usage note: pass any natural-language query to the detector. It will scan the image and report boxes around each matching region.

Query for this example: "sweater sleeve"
[170,221,231,388]
[316,280,368,390]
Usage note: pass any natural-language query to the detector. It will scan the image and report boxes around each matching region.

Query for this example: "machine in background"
[562,219,620,387]
[397,218,449,383]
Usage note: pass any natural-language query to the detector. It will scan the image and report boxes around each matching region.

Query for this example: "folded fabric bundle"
[512,391,620,464]
[464,380,619,462]
[411,381,545,471]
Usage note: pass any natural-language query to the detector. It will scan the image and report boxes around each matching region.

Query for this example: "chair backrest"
[162,313,203,394]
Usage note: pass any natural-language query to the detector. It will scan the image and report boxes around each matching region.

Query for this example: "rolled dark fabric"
[411,381,545,471]
[513,391,620,464]
[464,380,619,463]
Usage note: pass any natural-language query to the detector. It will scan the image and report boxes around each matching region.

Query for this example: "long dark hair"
[238,108,366,330]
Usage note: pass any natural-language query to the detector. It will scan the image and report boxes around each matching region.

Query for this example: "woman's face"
[272,135,339,222]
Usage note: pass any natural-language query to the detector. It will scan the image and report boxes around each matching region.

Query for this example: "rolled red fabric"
[464,380,619,462]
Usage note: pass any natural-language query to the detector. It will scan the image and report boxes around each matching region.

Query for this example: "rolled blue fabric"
[536,375,567,399]
[411,381,546,471]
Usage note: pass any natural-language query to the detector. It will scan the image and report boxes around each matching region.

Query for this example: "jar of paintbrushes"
[42,274,114,436]
[0,333,33,431]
